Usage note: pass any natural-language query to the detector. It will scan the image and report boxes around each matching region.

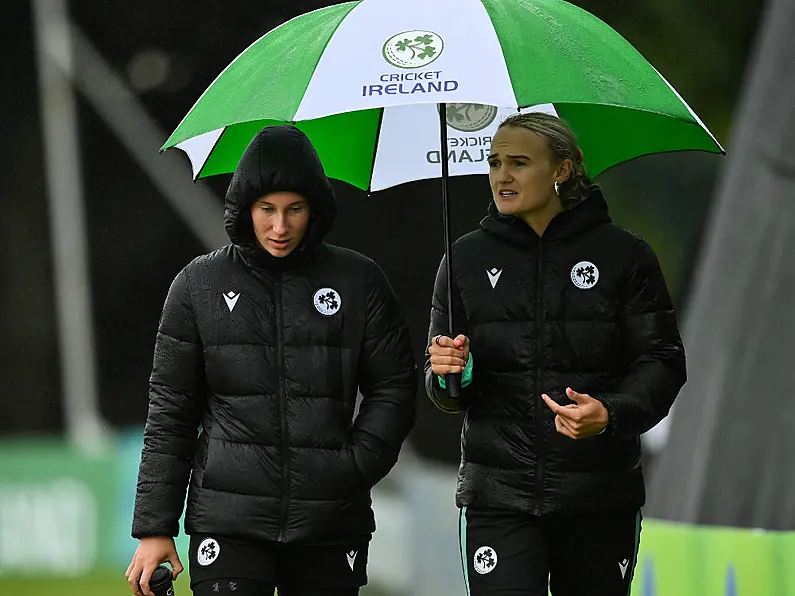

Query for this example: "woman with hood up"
[126,125,417,596]
[426,113,686,596]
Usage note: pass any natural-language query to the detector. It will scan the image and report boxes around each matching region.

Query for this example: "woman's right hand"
[125,536,183,596]
[429,334,470,378]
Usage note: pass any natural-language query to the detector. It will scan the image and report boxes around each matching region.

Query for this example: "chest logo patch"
[314,288,342,316]
[486,268,503,289]
[222,291,240,312]
[571,261,599,290]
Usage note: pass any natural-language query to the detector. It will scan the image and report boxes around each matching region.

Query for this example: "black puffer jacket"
[425,189,685,515]
[133,126,416,545]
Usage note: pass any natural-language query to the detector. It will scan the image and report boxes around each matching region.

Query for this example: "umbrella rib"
[365,108,385,195]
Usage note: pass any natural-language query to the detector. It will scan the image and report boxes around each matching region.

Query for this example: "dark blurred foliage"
[0,0,763,463]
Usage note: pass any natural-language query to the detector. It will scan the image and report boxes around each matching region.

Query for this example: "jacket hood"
[480,184,612,246]
[224,125,337,269]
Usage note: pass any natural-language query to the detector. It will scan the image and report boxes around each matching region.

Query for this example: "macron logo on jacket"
[223,291,241,312]
[486,268,503,289]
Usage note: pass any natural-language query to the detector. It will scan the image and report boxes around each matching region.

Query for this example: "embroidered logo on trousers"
[197,537,220,566]
[474,546,497,574]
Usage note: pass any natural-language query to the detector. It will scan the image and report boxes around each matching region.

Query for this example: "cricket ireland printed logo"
[383,31,444,69]
[446,103,499,132]
[363,30,456,97]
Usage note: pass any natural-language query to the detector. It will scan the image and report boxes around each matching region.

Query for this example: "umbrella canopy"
[162,0,725,396]
[164,0,723,191]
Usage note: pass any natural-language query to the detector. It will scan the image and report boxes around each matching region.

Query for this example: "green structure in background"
[633,520,795,595]
[0,439,793,595]
[0,439,119,575]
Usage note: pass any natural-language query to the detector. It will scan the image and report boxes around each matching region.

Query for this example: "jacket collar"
[480,185,611,246]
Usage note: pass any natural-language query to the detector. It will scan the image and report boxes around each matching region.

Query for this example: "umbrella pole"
[438,102,462,398]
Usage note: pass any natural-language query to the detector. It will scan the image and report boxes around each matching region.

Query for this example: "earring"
[554,181,561,196]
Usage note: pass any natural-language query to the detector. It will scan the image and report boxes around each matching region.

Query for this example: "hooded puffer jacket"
[132,126,416,545]
[425,188,685,516]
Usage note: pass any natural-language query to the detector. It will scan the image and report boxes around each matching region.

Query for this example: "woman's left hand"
[541,387,609,439]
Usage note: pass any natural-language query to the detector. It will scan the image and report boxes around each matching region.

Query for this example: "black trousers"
[188,534,367,596]
[459,507,642,596]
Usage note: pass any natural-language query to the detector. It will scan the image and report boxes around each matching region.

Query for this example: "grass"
[0,574,391,595]
[0,573,190,596]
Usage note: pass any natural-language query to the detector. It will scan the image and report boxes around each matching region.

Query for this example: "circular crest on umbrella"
[383,30,445,69]
[446,104,499,132]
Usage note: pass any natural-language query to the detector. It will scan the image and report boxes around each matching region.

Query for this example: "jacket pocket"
[290,446,366,502]
[201,438,281,495]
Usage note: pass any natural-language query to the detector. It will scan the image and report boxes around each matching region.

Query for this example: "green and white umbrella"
[162,0,724,392]
[164,0,724,190]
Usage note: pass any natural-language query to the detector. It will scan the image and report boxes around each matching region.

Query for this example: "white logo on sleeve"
[223,291,240,312]
[473,546,497,574]
[197,537,220,566]
[346,550,358,571]
[313,288,342,316]
[619,558,630,578]
[486,268,503,289]
[570,261,599,289]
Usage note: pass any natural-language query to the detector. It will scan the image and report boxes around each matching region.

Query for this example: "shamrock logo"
[318,292,339,311]
[197,538,221,566]
[571,261,600,289]
[446,103,499,132]
[313,288,343,316]
[575,265,596,286]
[383,30,445,69]
[474,546,498,574]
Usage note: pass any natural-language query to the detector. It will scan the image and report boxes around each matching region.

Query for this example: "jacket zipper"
[276,272,290,542]
[534,238,545,515]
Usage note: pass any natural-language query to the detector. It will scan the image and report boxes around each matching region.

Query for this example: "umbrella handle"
[445,372,463,399]
[438,103,462,400]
